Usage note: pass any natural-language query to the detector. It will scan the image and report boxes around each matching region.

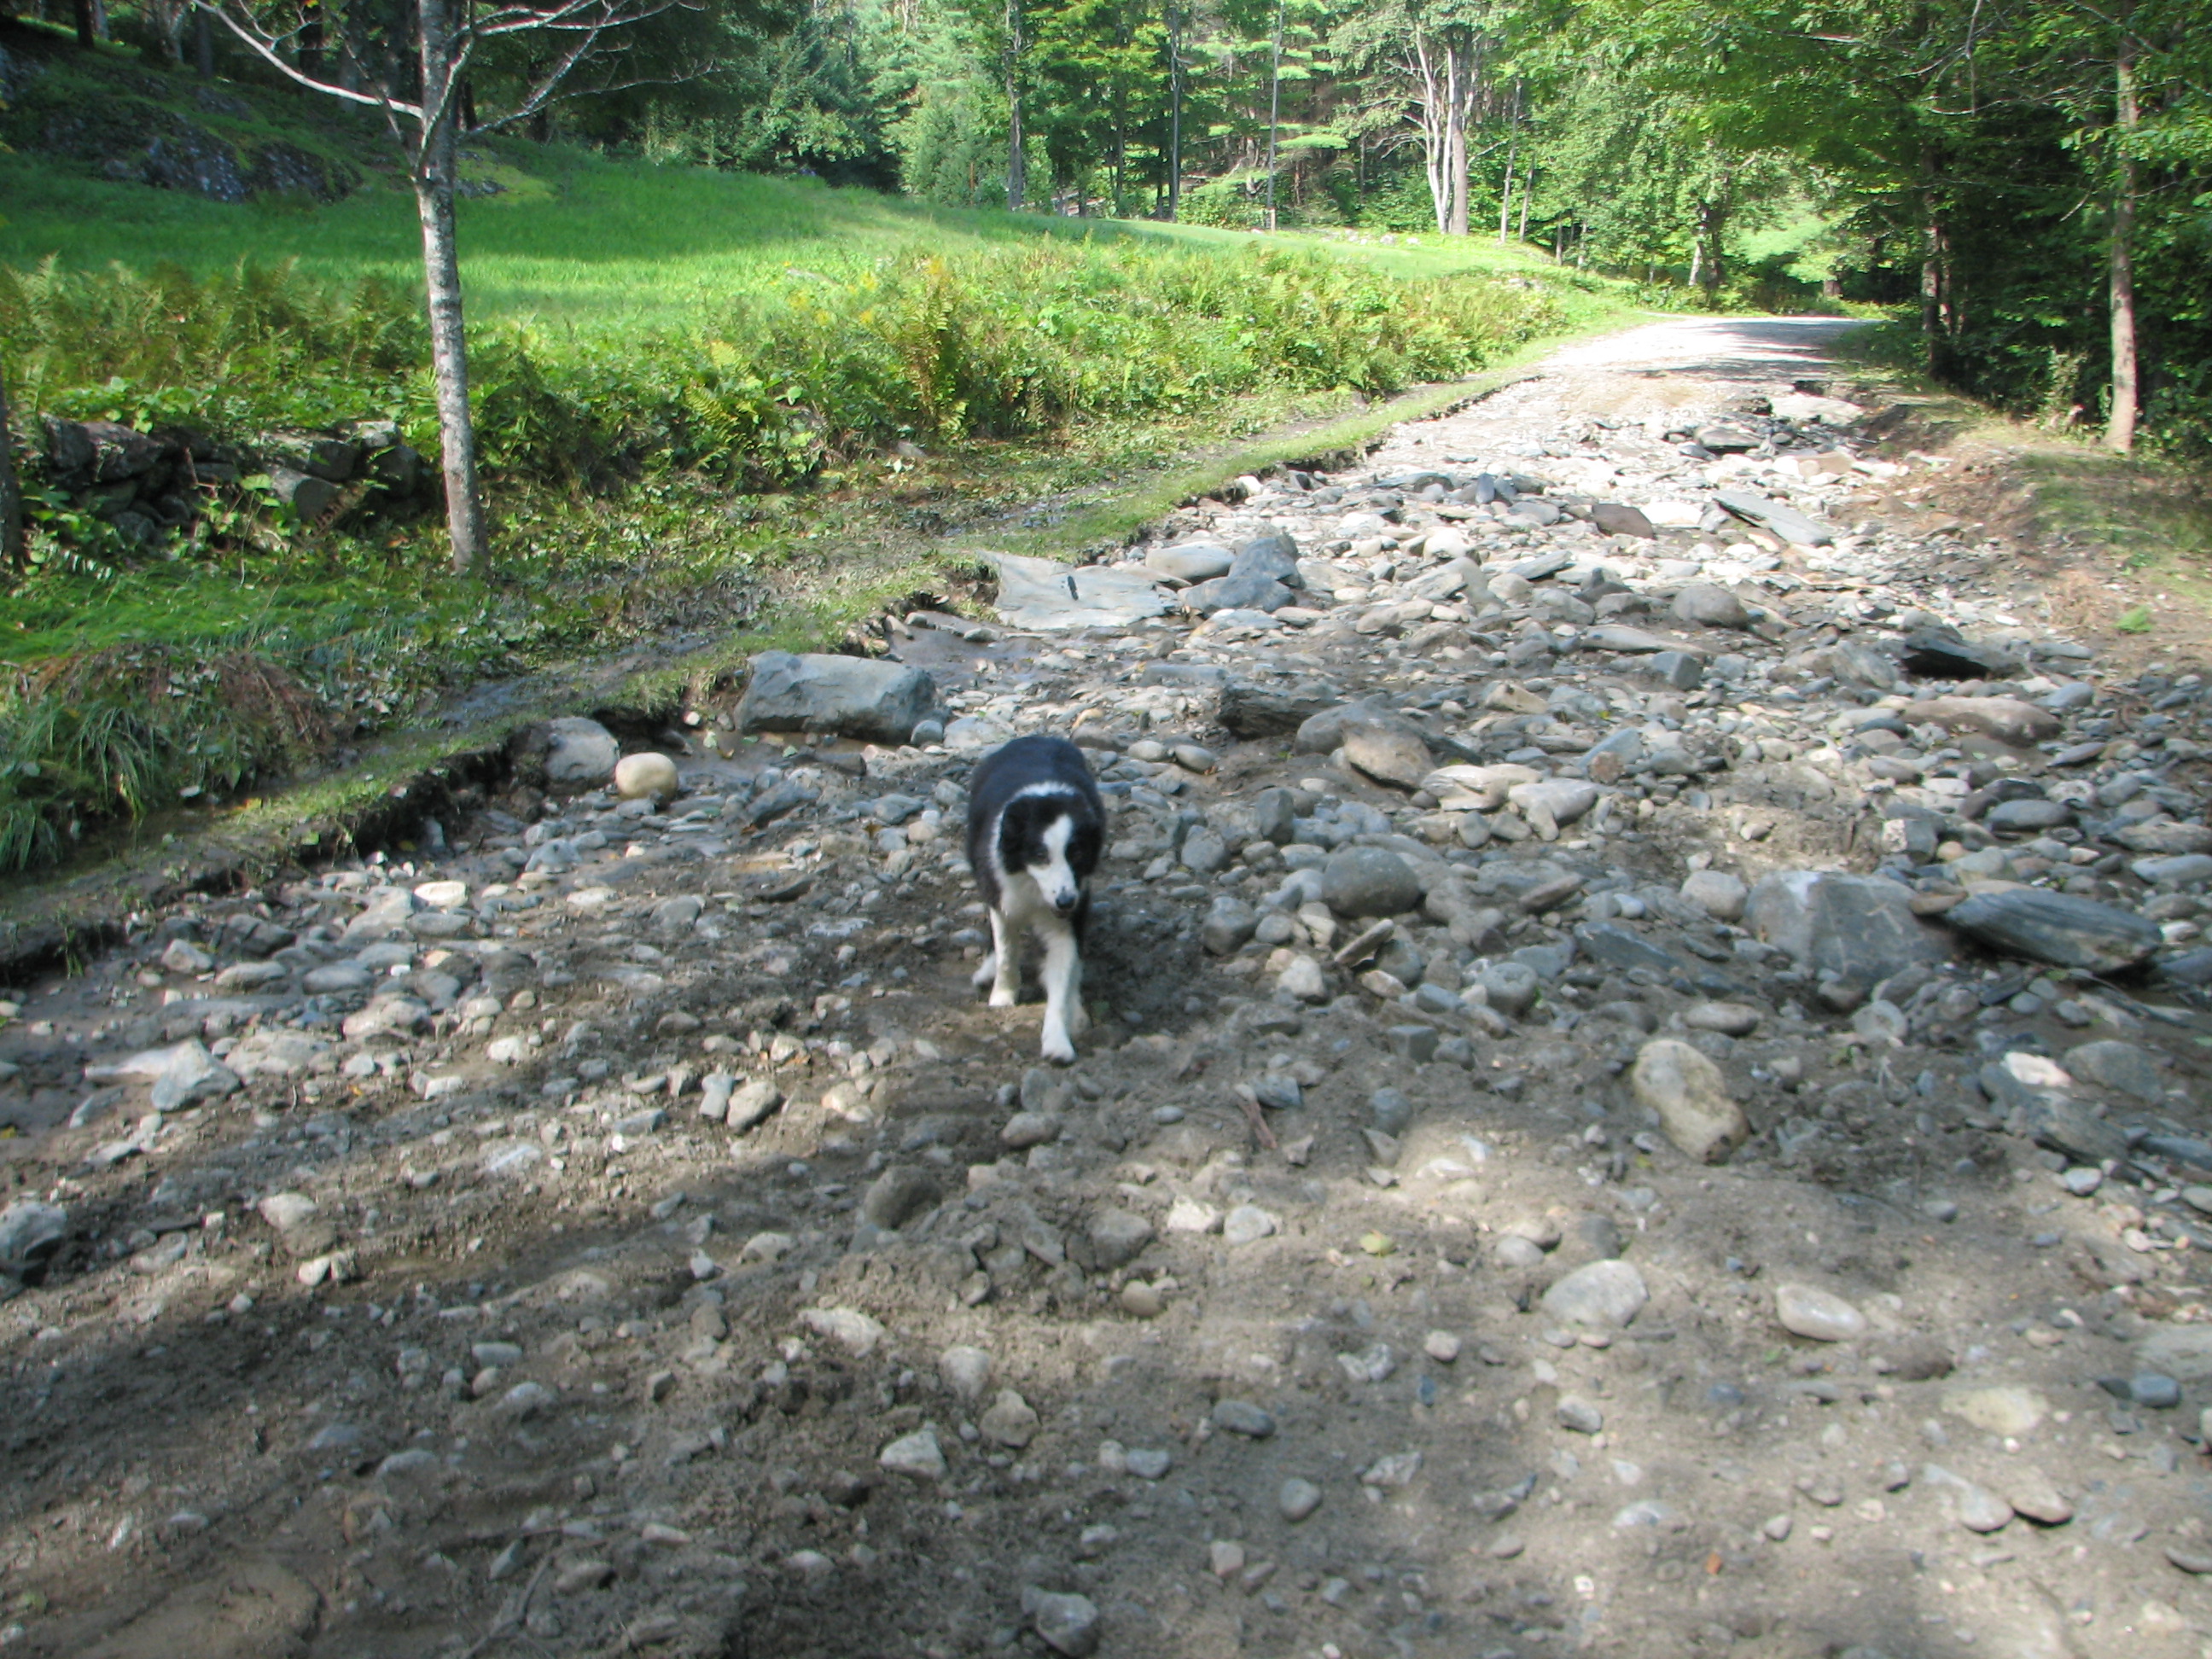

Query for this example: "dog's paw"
[987,987,1018,1009]
[1066,999,1091,1037]
[1039,1025,1077,1065]
[970,952,998,989]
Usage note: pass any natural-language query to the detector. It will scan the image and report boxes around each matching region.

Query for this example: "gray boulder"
[1746,871,1949,987]
[1231,531,1302,586]
[1181,573,1295,615]
[1321,847,1423,917]
[1582,625,1678,654]
[44,417,161,483]
[1714,487,1837,546]
[0,1201,67,1279]
[1944,889,2160,973]
[1984,798,2071,835]
[737,651,936,743]
[861,1167,941,1231]
[1671,583,1751,629]
[266,465,340,521]
[2065,1039,2164,1102]
[991,551,1169,631]
[1592,503,1656,538]
[1295,698,1417,754]
[1146,542,1234,581]
[1202,897,1259,955]
[1341,719,1433,789]
[1220,680,1338,737]
[544,717,620,785]
[1901,629,2019,680]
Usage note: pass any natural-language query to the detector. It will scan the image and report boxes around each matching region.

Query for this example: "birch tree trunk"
[1695,199,1725,294]
[1263,0,1282,231]
[2106,27,2141,454]
[1497,101,1516,241]
[415,0,488,573]
[1444,42,1469,236]
[1004,0,1024,210]
[1165,0,1181,220]
[1413,36,1448,233]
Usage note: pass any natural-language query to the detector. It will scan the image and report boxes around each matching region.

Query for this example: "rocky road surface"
[7,317,2212,1659]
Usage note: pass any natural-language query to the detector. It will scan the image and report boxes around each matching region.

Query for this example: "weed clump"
[0,644,332,873]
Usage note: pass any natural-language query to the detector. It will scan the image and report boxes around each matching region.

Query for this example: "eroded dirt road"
[6,317,2212,1659]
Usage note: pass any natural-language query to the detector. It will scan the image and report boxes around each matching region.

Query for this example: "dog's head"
[999,794,1097,916]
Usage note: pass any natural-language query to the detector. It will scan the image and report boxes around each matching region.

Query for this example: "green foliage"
[445,237,1559,472]
[2116,605,2155,633]
[0,255,422,434]
[1179,172,1270,230]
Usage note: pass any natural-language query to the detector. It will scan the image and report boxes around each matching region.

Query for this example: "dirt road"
[4,316,2211,1659]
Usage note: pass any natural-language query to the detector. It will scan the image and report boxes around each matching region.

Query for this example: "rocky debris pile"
[7,341,2212,1659]
[37,414,431,550]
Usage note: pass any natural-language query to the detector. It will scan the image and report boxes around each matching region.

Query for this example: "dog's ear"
[1069,813,1102,874]
[998,799,1033,869]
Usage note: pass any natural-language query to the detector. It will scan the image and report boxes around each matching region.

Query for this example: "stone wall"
[39,416,431,548]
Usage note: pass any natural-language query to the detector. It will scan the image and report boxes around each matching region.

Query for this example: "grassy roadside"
[1827,317,2212,654]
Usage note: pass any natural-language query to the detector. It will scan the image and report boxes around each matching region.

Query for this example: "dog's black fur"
[966,736,1104,916]
[964,736,1104,1062]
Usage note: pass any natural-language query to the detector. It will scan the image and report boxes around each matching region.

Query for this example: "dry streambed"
[3,321,2212,1659]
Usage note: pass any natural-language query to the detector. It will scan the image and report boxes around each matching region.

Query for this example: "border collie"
[965,735,1105,1063]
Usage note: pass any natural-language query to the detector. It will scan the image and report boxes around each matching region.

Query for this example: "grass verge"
[1827,315,2212,652]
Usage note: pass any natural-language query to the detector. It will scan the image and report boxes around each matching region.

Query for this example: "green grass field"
[0,44,1571,338]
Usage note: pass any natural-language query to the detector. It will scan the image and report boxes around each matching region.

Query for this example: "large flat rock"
[991,552,1169,632]
[1746,870,1951,987]
[1713,488,1837,548]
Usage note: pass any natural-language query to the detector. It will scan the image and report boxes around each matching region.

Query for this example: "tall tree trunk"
[1004,0,1024,210]
[194,3,213,74]
[416,0,488,573]
[1263,0,1282,230]
[0,364,22,573]
[1165,0,1181,219]
[1111,101,1124,215]
[73,0,94,47]
[1918,147,1947,376]
[1414,37,1447,233]
[1497,102,1516,242]
[1517,165,1532,241]
[154,0,184,61]
[1696,200,1725,294]
[2107,28,2141,454]
[1444,42,1469,236]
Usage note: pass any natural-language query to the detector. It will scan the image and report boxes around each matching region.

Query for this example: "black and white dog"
[965,735,1104,1063]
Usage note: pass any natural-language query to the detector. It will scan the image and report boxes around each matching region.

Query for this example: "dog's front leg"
[986,909,1020,1008]
[1038,918,1080,1062]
